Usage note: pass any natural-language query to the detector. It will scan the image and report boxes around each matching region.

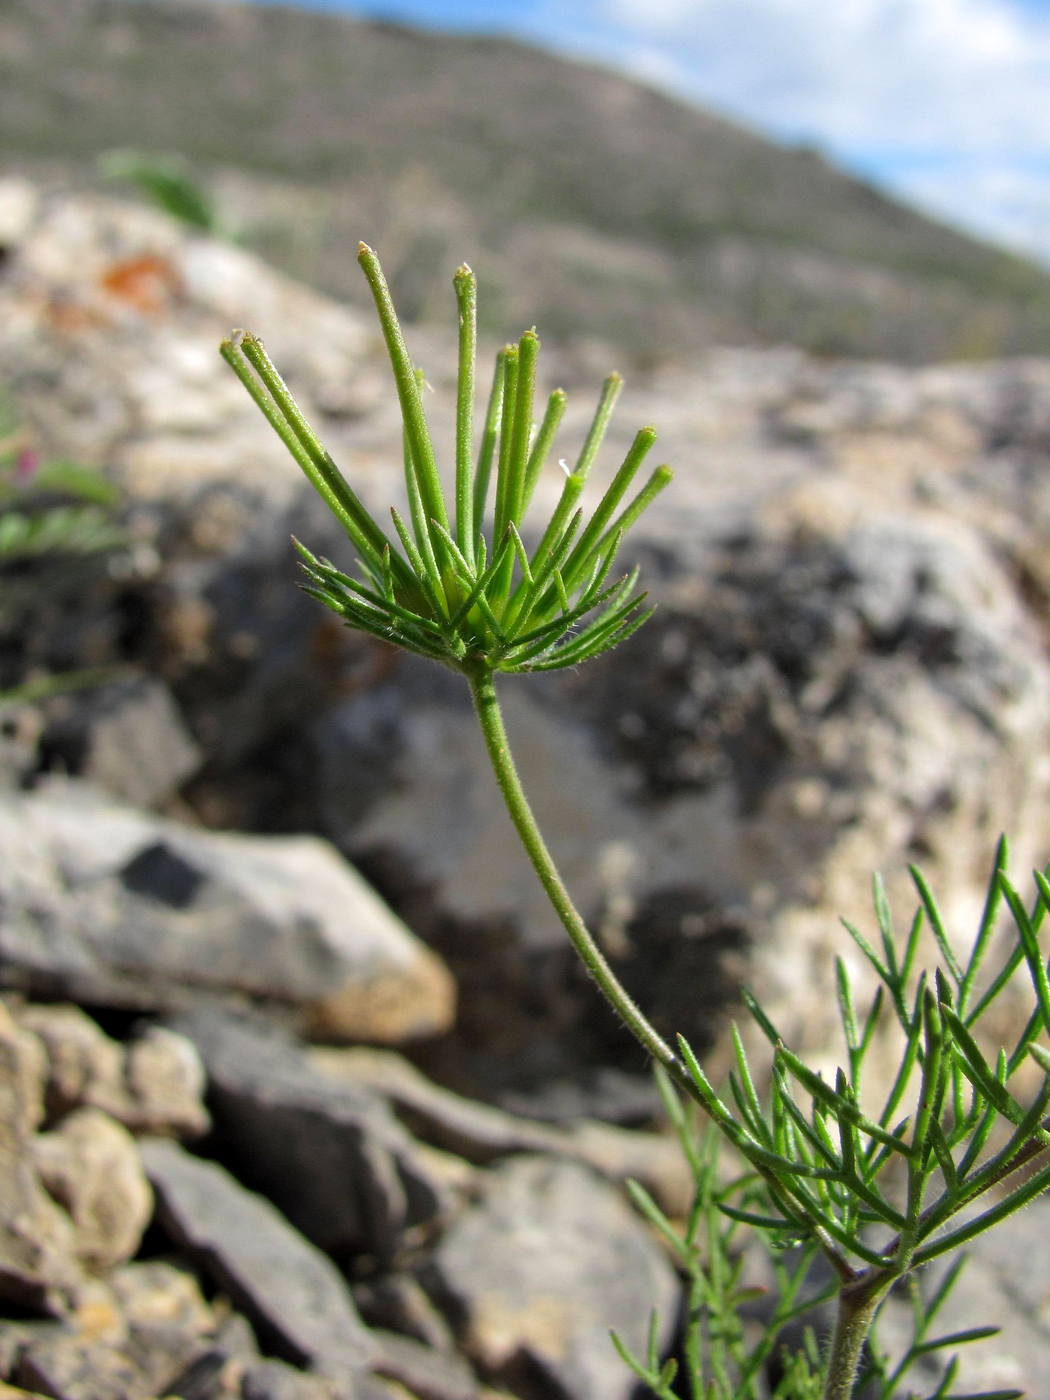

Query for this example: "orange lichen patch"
[41,295,105,335]
[98,252,182,316]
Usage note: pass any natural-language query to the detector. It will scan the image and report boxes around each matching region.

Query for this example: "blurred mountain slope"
[4,0,1050,361]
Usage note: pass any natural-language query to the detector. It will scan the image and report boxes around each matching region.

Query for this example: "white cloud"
[566,0,1050,262]
[889,160,1050,263]
[599,0,1049,150]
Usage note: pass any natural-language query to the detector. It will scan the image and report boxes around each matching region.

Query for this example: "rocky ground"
[2,176,1050,1397]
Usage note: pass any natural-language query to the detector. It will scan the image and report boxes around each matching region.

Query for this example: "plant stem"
[467,661,856,1293]
[466,665,680,1075]
[822,1281,886,1400]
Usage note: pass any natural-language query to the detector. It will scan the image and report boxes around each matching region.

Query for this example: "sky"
[253,0,1050,267]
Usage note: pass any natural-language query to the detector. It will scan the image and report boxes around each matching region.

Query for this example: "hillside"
[4,0,1050,361]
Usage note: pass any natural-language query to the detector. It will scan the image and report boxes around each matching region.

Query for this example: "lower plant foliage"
[224,247,1049,1400]
[616,847,1046,1399]
[0,397,126,701]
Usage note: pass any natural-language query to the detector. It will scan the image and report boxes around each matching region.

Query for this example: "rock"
[426,1156,679,1400]
[239,1360,344,1400]
[141,1137,379,1379]
[11,1001,209,1138]
[31,1108,152,1272]
[0,1002,48,1134]
[0,1004,80,1310]
[311,1046,691,1214]
[0,779,455,1042]
[2,1271,211,1398]
[38,675,202,808]
[163,1308,260,1400]
[239,1359,403,1400]
[306,475,1050,1097]
[163,1346,244,1400]
[123,1025,210,1138]
[0,702,44,790]
[602,499,1050,1074]
[239,1355,403,1400]
[14,1332,148,1400]
[351,1275,457,1354]
[0,179,371,493]
[304,671,681,1103]
[370,1329,480,1400]
[108,1259,217,1395]
[13,1003,126,1120]
[167,1011,447,1262]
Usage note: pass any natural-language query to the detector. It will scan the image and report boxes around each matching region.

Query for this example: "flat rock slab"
[0,779,454,1042]
[168,1009,448,1261]
[428,1155,679,1400]
[141,1137,378,1380]
[311,1045,691,1214]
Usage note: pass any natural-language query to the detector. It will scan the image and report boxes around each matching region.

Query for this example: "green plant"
[0,410,123,567]
[0,402,126,699]
[616,849,1049,1399]
[99,149,220,233]
[223,247,1049,1399]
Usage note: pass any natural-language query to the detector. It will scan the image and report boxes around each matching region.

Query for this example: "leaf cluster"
[615,1080,830,1400]
[98,149,219,233]
[626,840,1050,1398]
[682,842,1050,1285]
[221,244,672,677]
[0,414,124,566]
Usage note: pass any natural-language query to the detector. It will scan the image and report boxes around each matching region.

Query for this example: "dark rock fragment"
[38,675,202,808]
[168,1010,446,1262]
[141,1137,378,1379]
[15,1333,148,1400]
[370,1329,479,1400]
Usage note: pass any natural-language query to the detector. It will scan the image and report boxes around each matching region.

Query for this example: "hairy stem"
[466,661,856,1304]
[467,664,680,1074]
[823,1281,886,1400]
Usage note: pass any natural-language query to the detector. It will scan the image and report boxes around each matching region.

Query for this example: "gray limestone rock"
[370,1329,480,1400]
[141,1137,379,1379]
[38,675,202,809]
[108,1259,217,1395]
[869,1196,1050,1397]
[15,1332,149,1400]
[350,1273,457,1354]
[167,1010,447,1262]
[0,779,455,1043]
[310,1045,691,1215]
[304,484,1050,1102]
[239,1360,345,1400]
[427,1155,679,1400]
